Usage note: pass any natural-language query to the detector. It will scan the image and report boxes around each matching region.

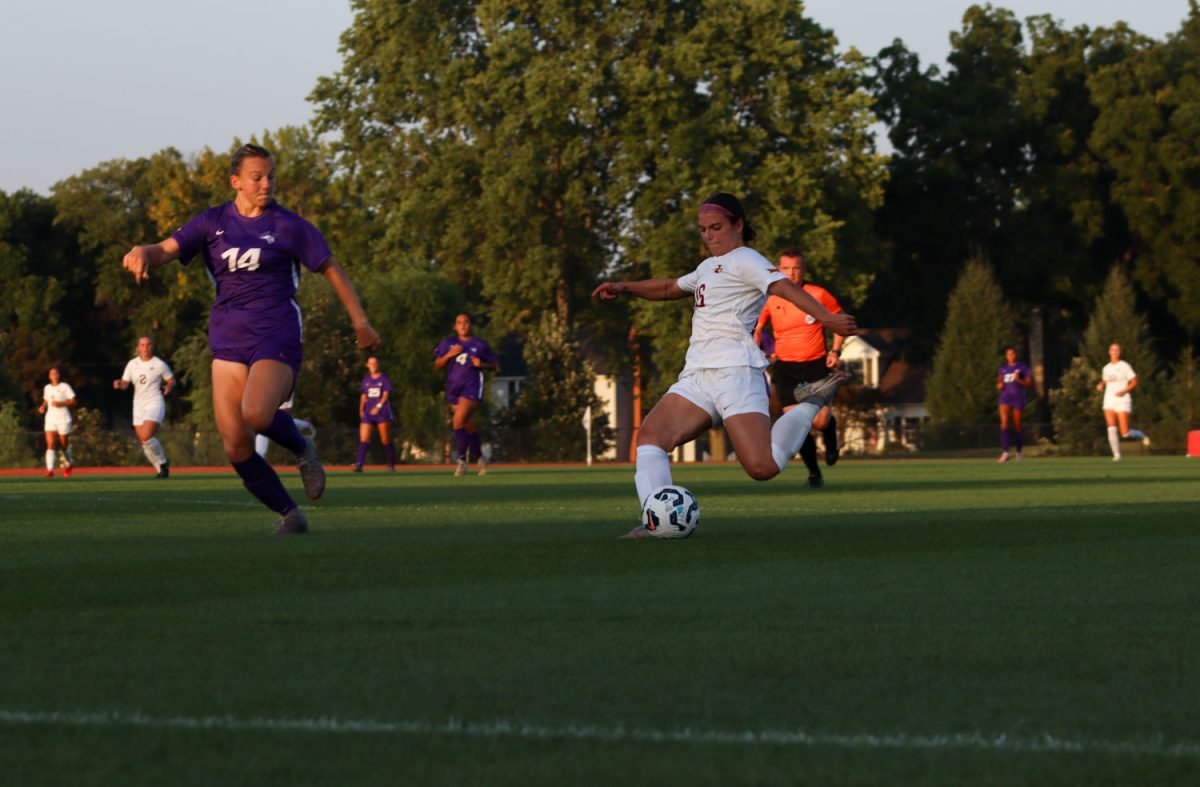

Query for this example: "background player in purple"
[434,313,497,476]
[121,143,380,534]
[354,356,395,472]
[996,346,1033,463]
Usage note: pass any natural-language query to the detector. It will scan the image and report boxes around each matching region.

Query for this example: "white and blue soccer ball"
[642,485,700,539]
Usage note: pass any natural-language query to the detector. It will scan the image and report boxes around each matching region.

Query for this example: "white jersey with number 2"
[675,246,786,372]
[122,356,173,410]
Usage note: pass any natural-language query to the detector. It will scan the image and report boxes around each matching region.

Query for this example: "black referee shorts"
[772,359,829,408]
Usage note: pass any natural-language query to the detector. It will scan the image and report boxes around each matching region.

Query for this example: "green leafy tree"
[0,400,32,468]
[1089,4,1200,334]
[1048,355,1104,454]
[925,258,1018,424]
[314,0,886,404]
[500,313,611,461]
[1159,345,1200,424]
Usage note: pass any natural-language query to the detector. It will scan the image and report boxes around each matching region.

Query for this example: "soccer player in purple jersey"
[121,144,380,534]
[354,356,396,472]
[996,346,1033,463]
[434,313,497,476]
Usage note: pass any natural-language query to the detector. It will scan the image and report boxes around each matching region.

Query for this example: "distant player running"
[996,346,1032,463]
[593,192,857,538]
[354,356,396,472]
[114,335,175,477]
[38,367,76,478]
[434,313,497,476]
[121,143,380,534]
[1096,343,1147,461]
[753,249,845,488]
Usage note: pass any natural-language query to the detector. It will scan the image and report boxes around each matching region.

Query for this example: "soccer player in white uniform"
[114,336,175,477]
[593,193,857,538]
[37,367,77,477]
[1095,342,1147,461]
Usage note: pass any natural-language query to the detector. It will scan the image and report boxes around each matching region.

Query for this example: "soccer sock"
[1013,429,1023,452]
[63,447,74,466]
[141,438,167,468]
[467,432,482,462]
[823,414,838,446]
[1124,428,1145,440]
[254,433,270,459]
[771,403,819,473]
[1000,428,1010,452]
[231,453,296,515]
[262,409,307,456]
[453,428,468,461]
[1107,426,1121,457]
[799,434,820,475]
[634,445,672,508]
[384,443,396,468]
[355,442,370,468]
[45,449,56,472]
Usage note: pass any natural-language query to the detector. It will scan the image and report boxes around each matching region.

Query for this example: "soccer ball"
[641,485,700,539]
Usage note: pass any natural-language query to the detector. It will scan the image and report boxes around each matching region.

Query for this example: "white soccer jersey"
[1101,360,1137,410]
[122,356,173,409]
[43,382,76,408]
[675,246,786,371]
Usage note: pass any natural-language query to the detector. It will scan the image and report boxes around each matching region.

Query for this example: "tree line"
[0,1,1196,461]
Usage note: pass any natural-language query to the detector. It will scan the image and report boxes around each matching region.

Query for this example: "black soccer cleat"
[156,460,170,479]
[273,507,309,535]
[807,472,824,489]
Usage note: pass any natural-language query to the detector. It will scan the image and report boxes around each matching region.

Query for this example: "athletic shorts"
[44,412,72,435]
[446,379,483,406]
[772,359,829,408]
[1103,395,1132,414]
[998,395,1025,410]
[133,400,166,427]
[212,338,303,380]
[361,408,393,425]
[666,367,770,426]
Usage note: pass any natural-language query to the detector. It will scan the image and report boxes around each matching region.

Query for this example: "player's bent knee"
[744,460,780,481]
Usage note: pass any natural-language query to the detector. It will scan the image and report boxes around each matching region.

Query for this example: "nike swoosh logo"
[215,230,225,236]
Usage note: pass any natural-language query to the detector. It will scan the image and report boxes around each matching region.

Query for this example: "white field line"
[0,709,1197,758]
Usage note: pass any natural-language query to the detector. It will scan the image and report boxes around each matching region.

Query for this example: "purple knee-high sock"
[355,441,370,468]
[384,443,396,468]
[467,432,482,462]
[1000,429,1011,451]
[1014,429,1023,451]
[453,428,468,461]
[262,410,306,455]
[231,453,297,515]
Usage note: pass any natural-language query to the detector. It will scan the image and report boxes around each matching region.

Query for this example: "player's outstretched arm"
[592,279,687,302]
[122,238,182,284]
[768,279,857,337]
[319,258,380,350]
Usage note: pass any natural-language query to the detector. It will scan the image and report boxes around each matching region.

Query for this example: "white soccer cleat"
[1014,451,1023,462]
[454,459,468,477]
[997,451,1009,463]
[793,371,852,407]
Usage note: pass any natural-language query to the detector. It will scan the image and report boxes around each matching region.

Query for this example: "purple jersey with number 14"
[999,362,1031,408]
[171,202,332,355]
[434,336,496,403]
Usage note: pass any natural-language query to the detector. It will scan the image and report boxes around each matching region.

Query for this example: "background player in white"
[113,335,175,478]
[592,192,856,538]
[37,367,76,477]
[1096,342,1147,461]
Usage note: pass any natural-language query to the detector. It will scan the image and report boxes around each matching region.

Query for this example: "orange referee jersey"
[755,284,842,362]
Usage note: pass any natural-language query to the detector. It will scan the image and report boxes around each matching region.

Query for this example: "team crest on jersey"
[713,264,724,273]
[805,314,817,325]
[259,232,276,244]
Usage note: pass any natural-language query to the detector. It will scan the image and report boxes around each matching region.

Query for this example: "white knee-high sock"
[1107,426,1121,458]
[634,445,672,508]
[771,403,820,473]
[45,449,56,471]
[254,433,270,459]
[142,438,167,468]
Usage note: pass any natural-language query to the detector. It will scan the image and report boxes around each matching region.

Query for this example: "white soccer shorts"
[133,401,166,427]
[44,413,72,435]
[1103,395,1132,414]
[665,366,770,425]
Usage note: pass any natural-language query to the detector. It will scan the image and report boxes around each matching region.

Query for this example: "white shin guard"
[634,445,673,508]
[770,403,819,473]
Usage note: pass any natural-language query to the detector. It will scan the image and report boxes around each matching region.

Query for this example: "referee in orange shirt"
[754,249,845,488]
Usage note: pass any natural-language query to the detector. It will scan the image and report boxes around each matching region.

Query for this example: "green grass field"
[1,458,1198,786]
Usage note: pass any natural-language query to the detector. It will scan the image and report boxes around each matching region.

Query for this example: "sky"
[0,0,1190,195]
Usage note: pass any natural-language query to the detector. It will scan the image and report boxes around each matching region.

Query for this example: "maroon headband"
[698,202,736,220]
